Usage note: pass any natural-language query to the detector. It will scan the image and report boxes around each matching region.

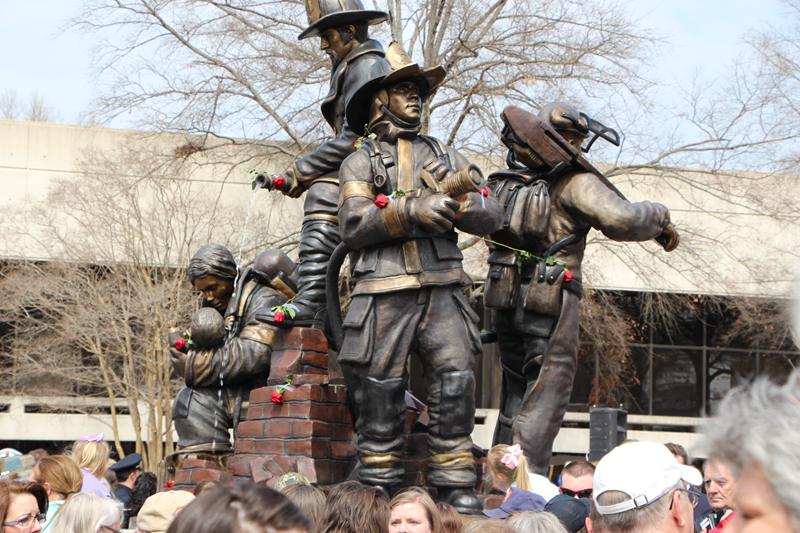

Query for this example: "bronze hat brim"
[346,64,447,136]
[298,10,389,40]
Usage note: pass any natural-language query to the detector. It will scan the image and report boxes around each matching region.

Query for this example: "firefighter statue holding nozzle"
[485,103,680,473]
[253,0,392,328]
[331,43,503,512]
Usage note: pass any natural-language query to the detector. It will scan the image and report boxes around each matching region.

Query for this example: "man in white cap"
[586,441,701,533]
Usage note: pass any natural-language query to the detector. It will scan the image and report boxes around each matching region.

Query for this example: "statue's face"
[193,275,234,314]
[386,81,421,123]
[319,26,357,64]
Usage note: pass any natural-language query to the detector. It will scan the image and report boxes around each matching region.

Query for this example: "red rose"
[272,176,285,190]
[273,309,286,323]
[374,194,390,208]
[479,187,490,197]
[164,480,175,489]
[564,270,573,283]
[174,337,187,352]
[271,390,284,404]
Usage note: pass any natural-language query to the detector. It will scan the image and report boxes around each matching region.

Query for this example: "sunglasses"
[560,487,592,499]
[2,512,46,528]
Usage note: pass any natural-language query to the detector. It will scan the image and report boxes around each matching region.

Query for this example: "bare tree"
[0,91,52,121]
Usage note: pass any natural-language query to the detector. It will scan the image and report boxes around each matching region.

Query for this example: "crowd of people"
[1,372,798,532]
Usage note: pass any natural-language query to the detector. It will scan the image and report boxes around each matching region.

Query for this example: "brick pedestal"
[228,327,357,486]
[172,456,233,491]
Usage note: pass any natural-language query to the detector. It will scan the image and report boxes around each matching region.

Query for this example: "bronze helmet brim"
[346,64,446,136]
[298,10,389,40]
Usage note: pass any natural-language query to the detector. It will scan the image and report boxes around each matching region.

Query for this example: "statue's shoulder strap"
[361,139,393,192]
[418,134,452,169]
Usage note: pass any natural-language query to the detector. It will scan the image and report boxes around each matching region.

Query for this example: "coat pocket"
[339,295,375,365]
[484,249,519,309]
[523,264,564,317]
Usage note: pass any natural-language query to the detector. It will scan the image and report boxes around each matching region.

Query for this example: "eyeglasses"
[1,513,46,528]
[560,487,592,499]
[100,526,121,533]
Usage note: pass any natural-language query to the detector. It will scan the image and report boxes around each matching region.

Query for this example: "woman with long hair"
[29,455,82,532]
[388,487,441,533]
[486,444,559,502]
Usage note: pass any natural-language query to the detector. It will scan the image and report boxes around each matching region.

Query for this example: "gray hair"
[51,492,122,532]
[187,244,237,282]
[588,485,679,533]
[703,371,800,528]
[507,511,569,533]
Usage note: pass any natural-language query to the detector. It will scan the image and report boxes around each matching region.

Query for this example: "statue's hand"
[253,172,301,198]
[169,346,188,379]
[656,222,680,252]
[406,193,459,233]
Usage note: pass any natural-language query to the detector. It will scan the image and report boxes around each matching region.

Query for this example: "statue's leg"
[341,291,422,492]
[270,180,340,326]
[492,308,528,445]
[173,386,234,450]
[421,286,482,514]
[513,292,581,474]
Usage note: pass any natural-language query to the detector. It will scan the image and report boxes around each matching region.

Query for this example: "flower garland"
[481,236,572,281]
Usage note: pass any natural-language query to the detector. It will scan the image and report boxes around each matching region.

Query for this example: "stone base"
[172,456,233,491]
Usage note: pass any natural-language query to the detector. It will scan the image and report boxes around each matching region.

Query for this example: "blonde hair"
[51,492,122,533]
[389,487,442,533]
[487,444,530,491]
[33,455,82,499]
[70,440,110,480]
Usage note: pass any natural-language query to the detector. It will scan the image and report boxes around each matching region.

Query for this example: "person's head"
[389,487,441,533]
[435,502,462,533]
[703,372,800,532]
[29,455,81,501]
[281,484,325,531]
[166,484,309,533]
[544,495,591,533]
[128,472,158,522]
[137,490,195,533]
[560,461,595,499]
[462,518,515,533]
[663,444,688,466]
[51,492,122,533]
[0,481,47,533]
[587,442,699,533]
[319,480,389,533]
[484,488,547,520]
[189,307,226,349]
[187,244,237,314]
[319,23,368,63]
[110,453,143,488]
[70,439,111,481]
[702,458,737,513]
[507,511,569,533]
[192,480,219,496]
[487,444,531,492]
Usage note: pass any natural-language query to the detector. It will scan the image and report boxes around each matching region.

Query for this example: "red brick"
[331,460,356,484]
[234,439,255,454]
[262,419,293,437]
[227,456,253,478]
[310,403,349,423]
[286,438,330,458]
[249,457,279,484]
[269,349,303,379]
[237,420,265,438]
[179,458,220,470]
[274,327,328,353]
[330,441,356,460]
[296,457,321,484]
[190,469,223,484]
[293,373,329,386]
[273,456,295,474]
[281,385,312,401]
[301,351,329,372]
[292,420,331,438]
[288,402,312,418]
[329,423,354,441]
[174,470,192,485]
[248,387,273,404]
[251,439,285,455]
[244,405,265,419]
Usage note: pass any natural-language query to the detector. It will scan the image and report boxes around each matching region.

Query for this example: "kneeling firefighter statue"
[330,44,503,512]
[485,104,680,473]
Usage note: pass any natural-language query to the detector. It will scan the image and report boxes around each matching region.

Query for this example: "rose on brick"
[271,390,284,404]
[270,302,299,324]
[270,374,295,405]
[374,194,390,208]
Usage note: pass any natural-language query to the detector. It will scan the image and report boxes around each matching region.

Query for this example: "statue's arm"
[184,288,282,388]
[338,151,411,249]
[565,172,671,241]
[289,124,359,188]
[449,148,504,235]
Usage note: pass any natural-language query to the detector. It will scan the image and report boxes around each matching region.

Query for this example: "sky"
[0,0,790,127]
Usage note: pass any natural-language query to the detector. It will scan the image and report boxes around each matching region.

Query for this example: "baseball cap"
[483,487,546,519]
[545,494,591,533]
[136,490,195,533]
[593,441,703,515]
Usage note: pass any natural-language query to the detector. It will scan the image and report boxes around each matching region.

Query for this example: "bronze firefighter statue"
[333,44,503,512]
[485,104,680,473]
[170,245,296,451]
[255,0,392,327]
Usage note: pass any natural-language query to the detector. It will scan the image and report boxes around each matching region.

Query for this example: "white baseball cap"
[592,441,703,515]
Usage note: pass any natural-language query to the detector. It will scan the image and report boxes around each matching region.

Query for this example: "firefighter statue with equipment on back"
[485,104,680,473]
